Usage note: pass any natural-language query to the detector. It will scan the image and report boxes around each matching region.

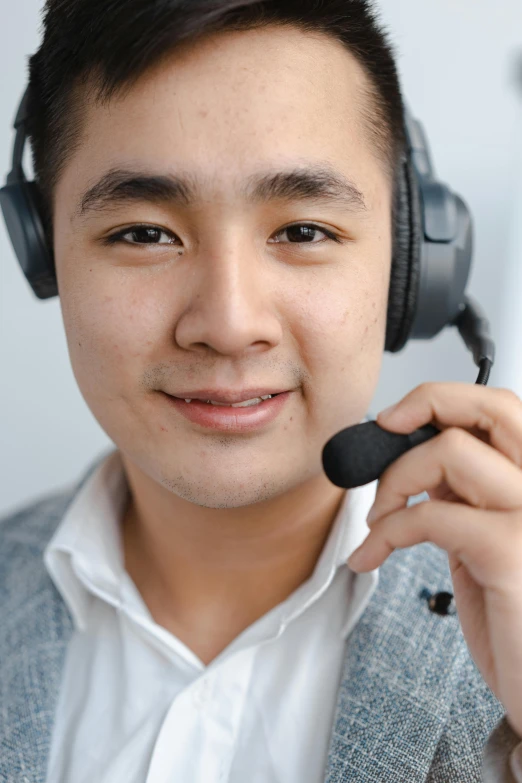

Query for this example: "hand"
[347,382,522,736]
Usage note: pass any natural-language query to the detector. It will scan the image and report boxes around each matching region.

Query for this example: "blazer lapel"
[324,541,467,782]
[0,481,86,782]
[0,579,74,783]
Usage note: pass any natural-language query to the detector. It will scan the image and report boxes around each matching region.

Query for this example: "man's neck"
[120,456,347,665]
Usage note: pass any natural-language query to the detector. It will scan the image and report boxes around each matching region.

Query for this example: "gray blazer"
[0,458,519,783]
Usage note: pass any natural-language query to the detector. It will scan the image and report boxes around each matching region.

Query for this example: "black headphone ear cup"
[0,180,58,298]
[385,155,423,353]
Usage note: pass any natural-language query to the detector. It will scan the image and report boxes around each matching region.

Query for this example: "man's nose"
[173,245,283,357]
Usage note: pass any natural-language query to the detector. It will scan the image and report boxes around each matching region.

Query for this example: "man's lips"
[167,388,291,404]
[162,391,293,431]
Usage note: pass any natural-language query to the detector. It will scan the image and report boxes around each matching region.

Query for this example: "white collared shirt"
[43,448,379,783]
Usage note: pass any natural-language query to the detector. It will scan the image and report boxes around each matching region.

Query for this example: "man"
[2,0,522,781]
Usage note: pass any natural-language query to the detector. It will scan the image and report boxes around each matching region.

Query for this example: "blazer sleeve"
[481,716,522,783]
[424,646,506,783]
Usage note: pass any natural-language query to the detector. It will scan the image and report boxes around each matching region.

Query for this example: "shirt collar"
[43,448,129,632]
[44,435,379,639]
[276,474,379,638]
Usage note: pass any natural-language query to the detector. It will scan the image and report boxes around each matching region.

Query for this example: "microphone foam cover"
[322,420,412,489]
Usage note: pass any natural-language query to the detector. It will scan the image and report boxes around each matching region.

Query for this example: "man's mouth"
[177,394,280,408]
[162,391,292,432]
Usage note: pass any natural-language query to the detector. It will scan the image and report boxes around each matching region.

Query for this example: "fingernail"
[348,546,365,570]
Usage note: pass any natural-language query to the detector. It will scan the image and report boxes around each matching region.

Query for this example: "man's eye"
[105,226,177,245]
[269,224,340,244]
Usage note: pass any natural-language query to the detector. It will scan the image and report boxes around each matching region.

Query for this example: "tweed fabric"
[324,539,504,782]
[0,463,99,783]
[426,653,508,782]
[0,461,512,782]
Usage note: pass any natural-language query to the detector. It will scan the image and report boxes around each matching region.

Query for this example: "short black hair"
[26,0,406,229]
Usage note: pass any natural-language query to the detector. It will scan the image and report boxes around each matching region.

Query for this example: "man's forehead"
[61,33,386,217]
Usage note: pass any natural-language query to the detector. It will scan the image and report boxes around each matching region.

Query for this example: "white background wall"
[1,0,521,516]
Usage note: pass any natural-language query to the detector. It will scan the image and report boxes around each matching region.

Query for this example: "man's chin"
[156,468,295,510]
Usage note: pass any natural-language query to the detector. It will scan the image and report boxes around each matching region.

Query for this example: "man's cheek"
[63,303,136,392]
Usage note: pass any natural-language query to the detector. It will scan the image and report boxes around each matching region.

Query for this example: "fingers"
[349,500,522,591]
[377,383,522,469]
[367,426,522,526]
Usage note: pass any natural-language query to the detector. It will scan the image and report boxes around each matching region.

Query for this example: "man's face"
[53,25,392,508]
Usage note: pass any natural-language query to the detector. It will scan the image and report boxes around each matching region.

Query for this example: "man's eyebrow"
[75,164,368,218]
